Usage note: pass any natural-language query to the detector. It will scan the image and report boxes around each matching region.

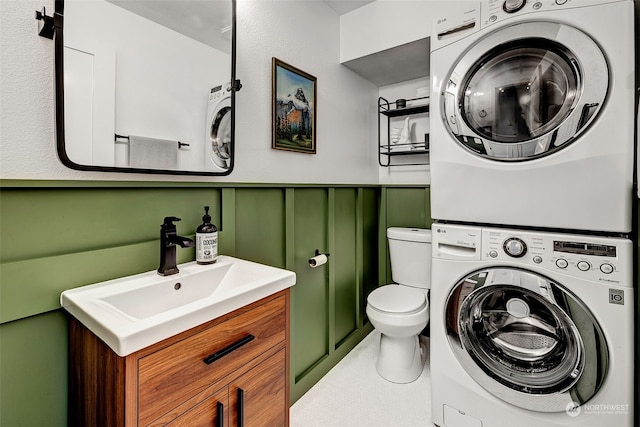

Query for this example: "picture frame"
[272,58,317,154]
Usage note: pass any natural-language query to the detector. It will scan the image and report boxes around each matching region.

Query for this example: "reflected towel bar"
[115,134,190,149]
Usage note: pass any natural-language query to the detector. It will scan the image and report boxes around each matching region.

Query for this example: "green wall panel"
[0,188,221,323]
[234,188,286,268]
[0,188,221,263]
[292,189,329,380]
[385,187,431,229]
[333,189,357,347]
[288,187,384,403]
[0,311,68,427]
[362,188,380,323]
[0,241,195,323]
[382,187,431,283]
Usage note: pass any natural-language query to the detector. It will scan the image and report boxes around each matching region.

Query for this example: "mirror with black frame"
[54,0,237,176]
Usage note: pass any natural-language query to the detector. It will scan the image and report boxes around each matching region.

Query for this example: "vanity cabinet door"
[229,348,287,427]
[166,387,228,427]
[138,295,286,425]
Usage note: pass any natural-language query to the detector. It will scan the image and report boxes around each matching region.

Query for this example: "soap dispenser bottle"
[196,206,218,264]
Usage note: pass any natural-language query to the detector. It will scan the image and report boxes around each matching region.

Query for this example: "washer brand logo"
[436,228,446,233]
[565,402,581,417]
[609,289,624,305]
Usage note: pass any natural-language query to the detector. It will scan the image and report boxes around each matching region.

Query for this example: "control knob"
[600,263,614,274]
[503,237,527,258]
[503,0,526,13]
[577,261,591,272]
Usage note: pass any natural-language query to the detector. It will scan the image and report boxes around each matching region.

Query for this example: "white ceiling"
[104,0,374,51]
[106,0,232,52]
[323,0,375,15]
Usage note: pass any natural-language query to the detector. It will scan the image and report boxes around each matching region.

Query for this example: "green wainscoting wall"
[0,181,431,426]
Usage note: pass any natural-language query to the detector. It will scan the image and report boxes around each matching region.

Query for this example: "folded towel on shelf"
[128,135,178,170]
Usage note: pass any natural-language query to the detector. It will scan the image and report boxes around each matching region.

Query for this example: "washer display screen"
[553,241,617,257]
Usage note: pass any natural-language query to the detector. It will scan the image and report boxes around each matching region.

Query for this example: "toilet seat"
[368,285,427,315]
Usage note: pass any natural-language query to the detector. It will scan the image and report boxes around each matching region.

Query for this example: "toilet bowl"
[366,227,432,383]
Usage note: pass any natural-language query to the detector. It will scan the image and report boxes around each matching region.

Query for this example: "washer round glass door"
[442,21,608,161]
[445,267,607,412]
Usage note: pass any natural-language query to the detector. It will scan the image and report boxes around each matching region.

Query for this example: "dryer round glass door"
[209,106,232,170]
[445,267,607,412]
[442,21,608,161]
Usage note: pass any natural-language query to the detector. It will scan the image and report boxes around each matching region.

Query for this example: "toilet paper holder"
[308,249,330,268]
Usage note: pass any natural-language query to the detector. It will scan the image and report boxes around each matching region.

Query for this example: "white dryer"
[205,82,232,171]
[429,0,635,233]
[430,223,634,427]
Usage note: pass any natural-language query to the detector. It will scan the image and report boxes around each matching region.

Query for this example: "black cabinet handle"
[216,401,224,427]
[203,335,255,365]
[237,388,245,427]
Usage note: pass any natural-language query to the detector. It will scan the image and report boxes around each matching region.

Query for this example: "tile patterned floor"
[290,331,436,427]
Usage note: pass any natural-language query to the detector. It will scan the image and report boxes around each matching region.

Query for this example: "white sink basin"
[60,256,296,356]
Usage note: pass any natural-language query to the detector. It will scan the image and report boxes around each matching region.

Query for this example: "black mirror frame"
[53,0,237,176]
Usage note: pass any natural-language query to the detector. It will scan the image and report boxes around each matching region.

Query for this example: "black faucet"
[158,216,195,276]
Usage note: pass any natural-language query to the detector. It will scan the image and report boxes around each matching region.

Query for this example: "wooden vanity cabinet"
[68,289,290,427]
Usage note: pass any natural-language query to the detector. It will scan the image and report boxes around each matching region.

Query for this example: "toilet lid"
[368,285,427,314]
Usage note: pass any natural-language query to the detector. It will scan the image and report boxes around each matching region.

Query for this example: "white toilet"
[366,227,432,383]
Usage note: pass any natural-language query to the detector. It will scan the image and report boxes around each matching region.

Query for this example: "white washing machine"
[429,0,635,233]
[430,223,634,427]
[205,82,232,171]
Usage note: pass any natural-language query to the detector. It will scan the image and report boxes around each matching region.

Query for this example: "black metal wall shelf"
[380,104,430,118]
[378,96,430,167]
[380,142,429,156]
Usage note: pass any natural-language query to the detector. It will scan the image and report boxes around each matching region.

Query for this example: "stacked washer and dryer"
[428,1,635,426]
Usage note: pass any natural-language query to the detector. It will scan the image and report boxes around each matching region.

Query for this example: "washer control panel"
[432,224,633,287]
[209,83,232,103]
[482,0,579,29]
[480,228,632,285]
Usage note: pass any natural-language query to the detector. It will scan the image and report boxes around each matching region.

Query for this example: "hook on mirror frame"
[35,7,56,39]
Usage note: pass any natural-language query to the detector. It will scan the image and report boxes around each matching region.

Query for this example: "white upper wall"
[0,0,379,183]
[225,0,379,184]
[340,0,436,63]
[339,0,447,185]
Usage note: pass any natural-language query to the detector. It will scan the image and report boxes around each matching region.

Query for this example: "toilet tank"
[387,227,432,289]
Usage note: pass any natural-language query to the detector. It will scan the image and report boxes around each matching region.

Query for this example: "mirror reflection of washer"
[431,224,634,426]
[429,0,635,233]
[205,83,232,171]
